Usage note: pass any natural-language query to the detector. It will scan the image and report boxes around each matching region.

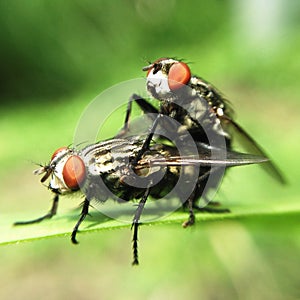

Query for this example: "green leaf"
[1,195,299,246]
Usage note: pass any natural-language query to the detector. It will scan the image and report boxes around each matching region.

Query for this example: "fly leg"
[182,194,230,228]
[14,194,59,225]
[131,187,151,265]
[116,93,162,165]
[117,94,158,137]
[182,167,230,227]
[71,197,91,244]
[182,192,196,228]
[132,114,162,165]
[181,167,212,228]
[117,94,136,136]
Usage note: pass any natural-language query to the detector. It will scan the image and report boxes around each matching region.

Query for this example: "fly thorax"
[87,152,114,176]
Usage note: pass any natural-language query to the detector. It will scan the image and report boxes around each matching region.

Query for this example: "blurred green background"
[1,0,300,299]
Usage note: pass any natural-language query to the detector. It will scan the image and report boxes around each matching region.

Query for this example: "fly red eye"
[51,147,68,161]
[62,155,86,190]
[168,62,191,90]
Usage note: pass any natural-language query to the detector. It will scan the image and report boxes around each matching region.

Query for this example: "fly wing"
[220,115,286,184]
[139,150,268,168]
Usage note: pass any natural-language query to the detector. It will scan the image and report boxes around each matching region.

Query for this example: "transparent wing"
[220,115,286,184]
[139,150,268,168]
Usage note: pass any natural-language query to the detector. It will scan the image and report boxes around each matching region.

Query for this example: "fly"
[15,136,267,265]
[118,58,285,184]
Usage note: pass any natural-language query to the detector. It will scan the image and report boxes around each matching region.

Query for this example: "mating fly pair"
[15,57,284,265]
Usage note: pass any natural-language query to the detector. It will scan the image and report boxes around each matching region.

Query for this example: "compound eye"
[168,62,191,90]
[51,147,68,161]
[62,155,86,190]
